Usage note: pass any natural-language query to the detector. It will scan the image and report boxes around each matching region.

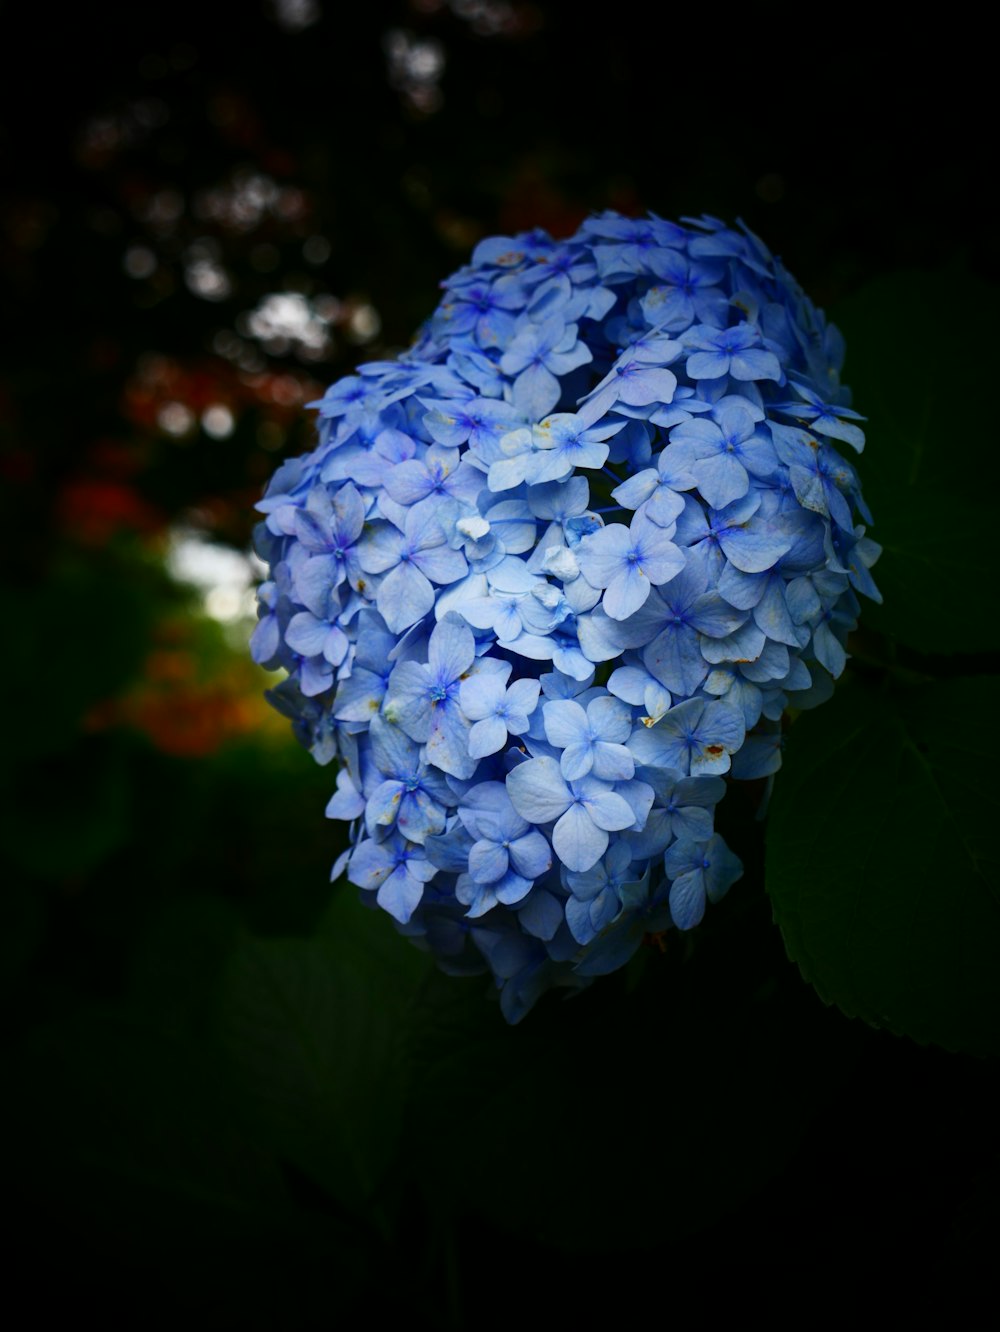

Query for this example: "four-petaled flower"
[507,755,653,873]
[577,511,685,620]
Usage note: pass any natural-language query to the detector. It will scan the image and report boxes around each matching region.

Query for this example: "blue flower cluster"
[251,212,880,1022]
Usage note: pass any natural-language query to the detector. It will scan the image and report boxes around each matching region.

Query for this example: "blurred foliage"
[768,673,1000,1056]
[834,270,999,655]
[763,272,1000,1058]
[1,0,997,1322]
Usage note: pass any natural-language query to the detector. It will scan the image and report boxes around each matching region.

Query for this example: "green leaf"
[2,547,164,762]
[404,903,855,1250]
[127,894,242,1036]
[0,878,46,989]
[1,737,130,878]
[5,1003,374,1316]
[7,1006,294,1235]
[833,269,1000,654]
[766,674,1000,1056]
[218,891,431,1216]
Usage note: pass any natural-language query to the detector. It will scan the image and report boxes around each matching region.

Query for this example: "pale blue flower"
[576,511,685,619]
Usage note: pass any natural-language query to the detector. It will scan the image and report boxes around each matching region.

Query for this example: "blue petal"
[377,864,425,924]
[553,803,608,872]
[469,716,508,759]
[377,562,434,633]
[428,617,475,683]
[507,756,572,824]
[469,839,509,884]
[509,829,552,879]
[668,868,707,930]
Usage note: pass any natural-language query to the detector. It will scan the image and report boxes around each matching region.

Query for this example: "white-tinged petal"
[552,803,608,872]
[506,756,572,824]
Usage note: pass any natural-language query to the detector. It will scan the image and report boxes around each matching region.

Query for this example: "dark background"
[2,2,996,1323]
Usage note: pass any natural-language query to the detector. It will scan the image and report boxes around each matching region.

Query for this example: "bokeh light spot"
[201,404,235,439]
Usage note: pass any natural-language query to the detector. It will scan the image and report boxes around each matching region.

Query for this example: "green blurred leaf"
[127,894,242,1035]
[834,270,1000,654]
[7,1006,294,1234]
[4,547,167,762]
[404,901,854,1250]
[4,1001,375,1315]
[766,674,1000,1056]
[1,737,130,878]
[0,878,46,989]
[218,890,431,1217]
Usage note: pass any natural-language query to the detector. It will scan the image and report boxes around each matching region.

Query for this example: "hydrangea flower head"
[251,212,880,1022]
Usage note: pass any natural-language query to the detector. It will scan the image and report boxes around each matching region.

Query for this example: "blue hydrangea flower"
[251,210,880,1021]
